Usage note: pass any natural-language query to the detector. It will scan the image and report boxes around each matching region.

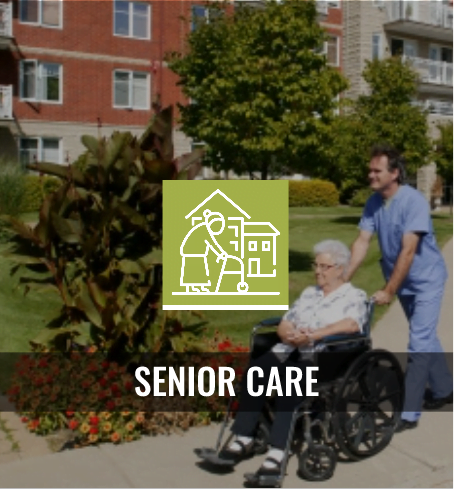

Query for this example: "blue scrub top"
[359,185,447,296]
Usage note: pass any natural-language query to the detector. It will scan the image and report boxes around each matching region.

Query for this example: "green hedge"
[21,175,63,213]
[288,180,339,207]
[349,187,373,207]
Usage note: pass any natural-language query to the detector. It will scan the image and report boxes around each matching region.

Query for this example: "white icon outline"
[173,189,281,297]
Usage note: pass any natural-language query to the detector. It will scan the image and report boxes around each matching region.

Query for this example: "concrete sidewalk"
[0,241,452,488]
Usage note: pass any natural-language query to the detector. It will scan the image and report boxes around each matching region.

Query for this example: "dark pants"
[231,350,310,450]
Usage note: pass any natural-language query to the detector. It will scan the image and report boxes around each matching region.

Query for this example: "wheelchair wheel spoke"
[377,390,401,404]
[375,407,392,424]
[345,411,362,432]
[353,416,366,449]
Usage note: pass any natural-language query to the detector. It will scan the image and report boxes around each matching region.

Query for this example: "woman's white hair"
[313,240,351,269]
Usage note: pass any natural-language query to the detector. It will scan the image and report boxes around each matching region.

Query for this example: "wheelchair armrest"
[316,332,366,345]
[258,317,282,327]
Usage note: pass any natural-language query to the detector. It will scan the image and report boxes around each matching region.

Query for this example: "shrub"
[0,161,25,217]
[349,187,373,207]
[288,180,339,207]
[21,175,63,213]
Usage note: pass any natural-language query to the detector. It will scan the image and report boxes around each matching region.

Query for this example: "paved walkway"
[0,240,452,488]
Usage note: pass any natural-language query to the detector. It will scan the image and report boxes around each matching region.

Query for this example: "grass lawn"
[0,208,452,353]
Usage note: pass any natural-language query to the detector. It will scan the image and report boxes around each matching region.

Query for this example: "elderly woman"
[216,240,368,479]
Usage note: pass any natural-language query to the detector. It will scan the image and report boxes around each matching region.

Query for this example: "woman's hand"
[287,330,311,347]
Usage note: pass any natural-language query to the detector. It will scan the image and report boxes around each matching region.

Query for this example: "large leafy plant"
[6,107,204,359]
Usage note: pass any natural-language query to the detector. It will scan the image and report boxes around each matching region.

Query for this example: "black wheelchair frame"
[196,299,405,487]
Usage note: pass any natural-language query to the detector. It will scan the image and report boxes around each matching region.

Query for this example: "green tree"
[318,57,432,201]
[433,120,453,185]
[168,0,348,180]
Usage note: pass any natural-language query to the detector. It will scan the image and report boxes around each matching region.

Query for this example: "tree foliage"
[317,57,432,200]
[433,120,453,185]
[168,0,348,179]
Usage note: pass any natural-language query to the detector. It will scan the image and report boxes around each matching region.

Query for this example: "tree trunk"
[261,160,268,180]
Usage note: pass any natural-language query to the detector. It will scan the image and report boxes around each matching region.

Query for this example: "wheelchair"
[195,300,405,487]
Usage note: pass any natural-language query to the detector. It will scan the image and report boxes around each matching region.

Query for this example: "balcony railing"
[412,99,453,116]
[0,85,13,120]
[404,56,453,87]
[385,1,453,30]
[0,2,12,37]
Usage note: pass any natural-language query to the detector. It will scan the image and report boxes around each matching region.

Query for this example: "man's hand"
[372,289,393,305]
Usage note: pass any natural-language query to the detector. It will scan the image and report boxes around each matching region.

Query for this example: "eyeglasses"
[311,262,338,272]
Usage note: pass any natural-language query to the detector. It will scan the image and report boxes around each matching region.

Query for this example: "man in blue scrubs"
[346,144,453,432]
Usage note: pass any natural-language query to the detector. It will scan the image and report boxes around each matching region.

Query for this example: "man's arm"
[373,232,421,305]
[345,230,373,281]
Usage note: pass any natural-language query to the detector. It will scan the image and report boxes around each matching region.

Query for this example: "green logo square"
[163,181,288,310]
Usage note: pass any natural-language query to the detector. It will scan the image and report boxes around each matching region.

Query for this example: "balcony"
[383,1,453,43]
[0,85,13,120]
[412,99,453,117]
[404,56,453,93]
[316,1,328,16]
[0,2,12,43]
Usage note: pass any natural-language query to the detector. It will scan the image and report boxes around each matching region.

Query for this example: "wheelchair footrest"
[194,447,237,467]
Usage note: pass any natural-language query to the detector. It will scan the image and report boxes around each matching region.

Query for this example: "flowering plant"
[7,335,249,446]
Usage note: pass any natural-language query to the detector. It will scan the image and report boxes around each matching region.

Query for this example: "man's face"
[368,155,399,192]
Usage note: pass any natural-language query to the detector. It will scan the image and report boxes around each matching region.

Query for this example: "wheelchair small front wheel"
[298,445,336,482]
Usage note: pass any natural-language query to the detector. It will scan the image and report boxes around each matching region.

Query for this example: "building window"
[191,4,223,31]
[372,33,382,60]
[326,35,339,66]
[113,70,149,109]
[114,1,150,39]
[328,1,340,8]
[262,241,270,251]
[20,61,62,103]
[20,0,62,28]
[248,241,257,252]
[19,137,62,168]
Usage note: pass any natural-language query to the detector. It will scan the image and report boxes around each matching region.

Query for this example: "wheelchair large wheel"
[333,349,404,461]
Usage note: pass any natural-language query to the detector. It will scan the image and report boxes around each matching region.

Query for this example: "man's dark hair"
[370,144,406,184]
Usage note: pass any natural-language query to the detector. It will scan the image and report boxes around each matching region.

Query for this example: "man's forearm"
[384,248,415,296]
[346,238,369,281]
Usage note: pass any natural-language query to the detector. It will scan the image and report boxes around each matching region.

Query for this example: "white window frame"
[19,0,63,29]
[113,1,151,40]
[19,60,63,104]
[372,33,383,60]
[19,137,63,167]
[113,70,150,110]
[248,241,257,252]
[325,35,340,66]
[328,1,340,8]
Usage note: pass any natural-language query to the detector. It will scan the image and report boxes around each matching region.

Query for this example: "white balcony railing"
[0,2,12,37]
[0,85,13,120]
[404,56,453,87]
[412,99,453,116]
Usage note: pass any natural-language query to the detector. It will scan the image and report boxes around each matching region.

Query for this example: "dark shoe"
[423,391,453,410]
[395,419,418,433]
[194,439,255,467]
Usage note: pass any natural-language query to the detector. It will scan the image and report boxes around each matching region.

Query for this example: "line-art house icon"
[173,189,280,297]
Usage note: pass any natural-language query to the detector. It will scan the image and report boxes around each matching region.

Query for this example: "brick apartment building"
[343,0,453,137]
[0,0,343,170]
